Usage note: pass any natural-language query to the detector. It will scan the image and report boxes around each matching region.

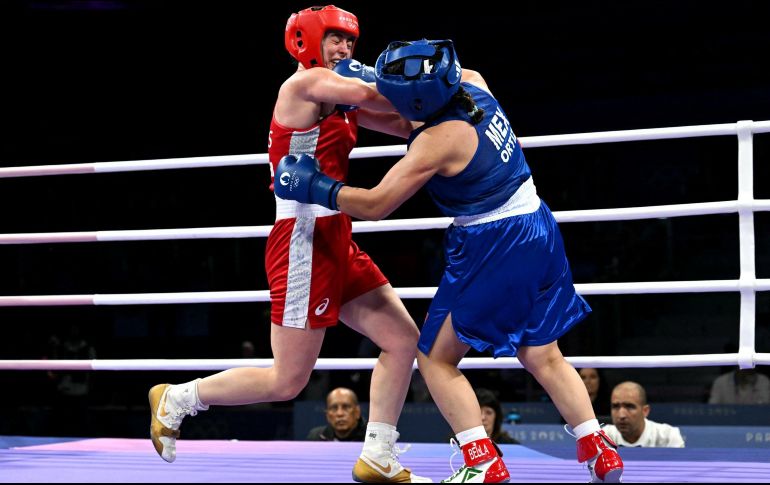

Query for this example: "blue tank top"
[407,83,531,217]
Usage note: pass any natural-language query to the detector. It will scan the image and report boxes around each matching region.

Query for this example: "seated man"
[603,381,685,447]
[307,387,367,441]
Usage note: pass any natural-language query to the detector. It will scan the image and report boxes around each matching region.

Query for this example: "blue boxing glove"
[274,154,344,210]
[333,59,376,112]
[333,59,375,83]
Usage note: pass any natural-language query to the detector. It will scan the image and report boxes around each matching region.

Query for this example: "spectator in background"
[307,387,367,441]
[240,340,255,359]
[604,381,685,447]
[476,388,519,444]
[47,324,97,436]
[709,368,770,405]
[578,368,611,422]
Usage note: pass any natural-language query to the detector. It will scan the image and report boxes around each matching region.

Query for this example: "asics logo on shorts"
[315,298,330,316]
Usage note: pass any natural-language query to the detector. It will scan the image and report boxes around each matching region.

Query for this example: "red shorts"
[265,212,388,329]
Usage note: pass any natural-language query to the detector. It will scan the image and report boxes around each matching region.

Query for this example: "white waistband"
[275,196,340,220]
[453,177,540,227]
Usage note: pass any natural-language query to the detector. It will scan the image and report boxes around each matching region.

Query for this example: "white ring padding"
[0,280,769,307]
[0,291,269,306]
[1,121,769,179]
[1,200,769,245]
[1,353,768,371]
[0,154,268,179]
[521,120,770,147]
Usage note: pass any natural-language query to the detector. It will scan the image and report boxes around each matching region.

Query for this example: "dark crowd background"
[0,0,768,439]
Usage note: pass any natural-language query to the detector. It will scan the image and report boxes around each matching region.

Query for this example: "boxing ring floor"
[1,436,769,483]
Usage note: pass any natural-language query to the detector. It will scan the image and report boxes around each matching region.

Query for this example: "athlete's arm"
[274,68,395,129]
[335,122,465,220]
[357,109,418,139]
[298,67,395,112]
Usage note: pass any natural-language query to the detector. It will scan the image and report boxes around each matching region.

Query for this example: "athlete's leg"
[340,283,418,425]
[417,314,509,483]
[149,323,325,463]
[415,313,478,433]
[517,341,594,427]
[198,324,325,405]
[518,341,622,483]
[341,284,431,483]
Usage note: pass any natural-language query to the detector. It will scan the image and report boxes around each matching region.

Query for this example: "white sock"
[456,425,488,447]
[170,379,209,412]
[573,419,601,439]
[362,422,397,456]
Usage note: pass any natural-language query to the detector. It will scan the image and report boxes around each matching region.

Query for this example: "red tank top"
[267,109,358,190]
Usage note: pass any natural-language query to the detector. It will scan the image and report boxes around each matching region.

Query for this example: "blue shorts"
[418,200,591,358]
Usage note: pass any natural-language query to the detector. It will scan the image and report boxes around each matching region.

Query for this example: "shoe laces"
[387,440,411,462]
[168,405,196,428]
[447,438,463,476]
[564,422,608,438]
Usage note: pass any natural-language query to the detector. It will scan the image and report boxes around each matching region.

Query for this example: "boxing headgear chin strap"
[284,5,359,69]
[375,39,462,122]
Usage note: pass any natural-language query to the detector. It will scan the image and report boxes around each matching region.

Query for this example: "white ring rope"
[1,354,769,372]
[1,120,768,371]
[1,280,769,307]
[2,201,770,245]
[1,121,769,179]
[0,153,269,179]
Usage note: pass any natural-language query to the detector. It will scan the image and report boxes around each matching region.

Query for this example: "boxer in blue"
[275,39,624,483]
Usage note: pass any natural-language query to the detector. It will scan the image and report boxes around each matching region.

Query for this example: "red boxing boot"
[443,438,510,483]
[576,430,624,483]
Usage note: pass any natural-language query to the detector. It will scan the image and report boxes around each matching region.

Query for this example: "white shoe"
[353,430,432,483]
[148,383,198,463]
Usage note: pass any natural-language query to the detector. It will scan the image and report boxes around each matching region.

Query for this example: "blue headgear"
[375,39,462,122]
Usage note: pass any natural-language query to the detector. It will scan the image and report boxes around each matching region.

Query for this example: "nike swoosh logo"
[158,389,169,418]
[366,457,391,475]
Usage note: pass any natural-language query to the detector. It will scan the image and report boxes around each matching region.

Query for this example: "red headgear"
[285,5,359,69]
